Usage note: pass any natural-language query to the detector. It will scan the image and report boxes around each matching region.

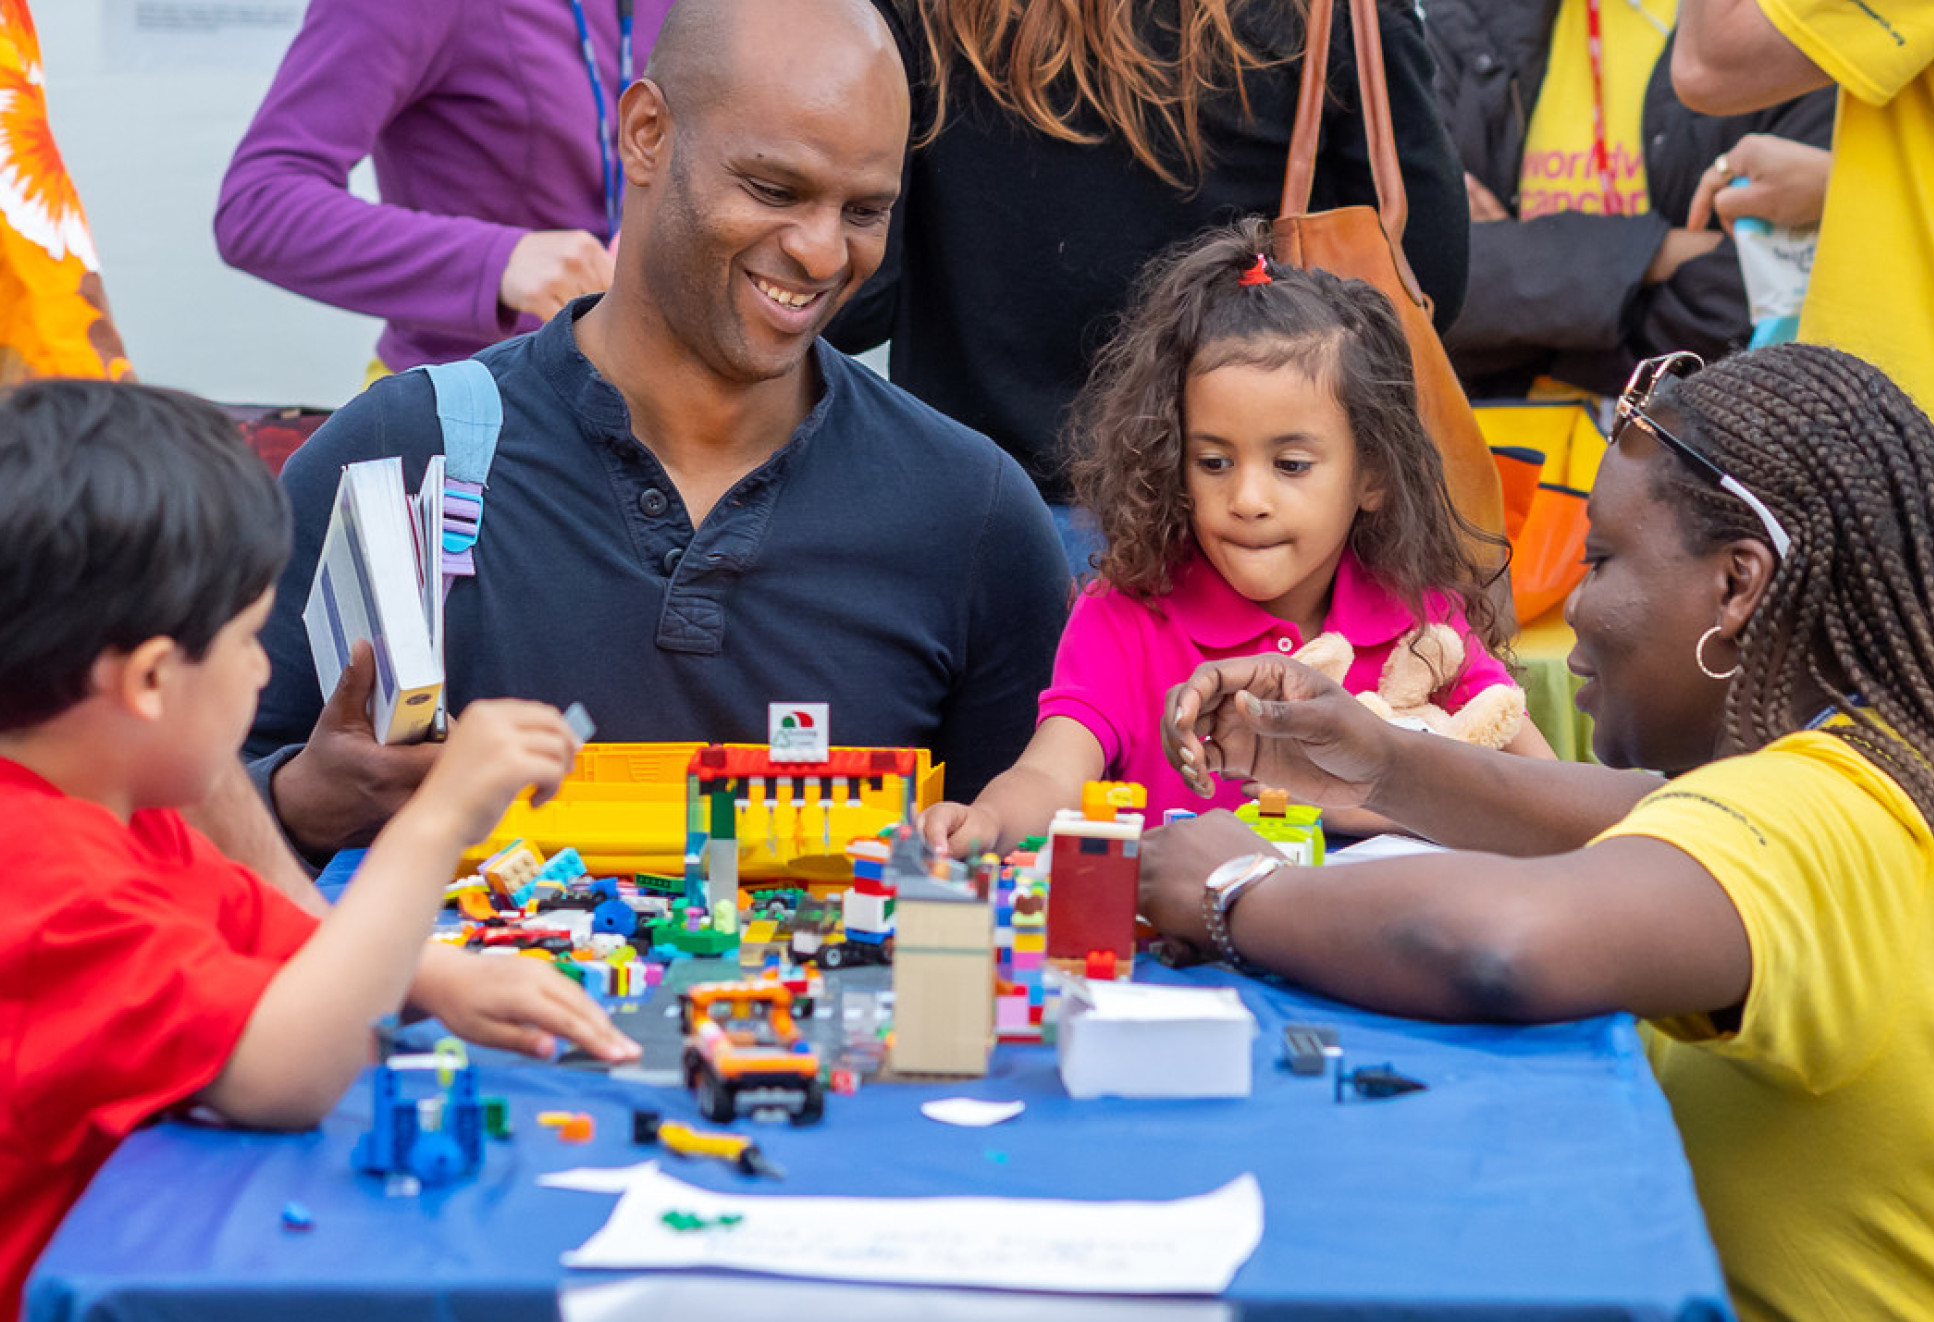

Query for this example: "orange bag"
[1274,0,1505,545]
[1476,401,1607,624]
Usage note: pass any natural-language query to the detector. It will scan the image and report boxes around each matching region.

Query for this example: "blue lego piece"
[593,897,640,938]
[351,1033,484,1189]
[535,847,588,885]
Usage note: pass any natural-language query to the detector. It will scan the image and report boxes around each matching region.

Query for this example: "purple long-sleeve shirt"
[215,0,672,371]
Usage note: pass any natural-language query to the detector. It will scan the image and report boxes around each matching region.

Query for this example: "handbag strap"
[1279,0,1424,304]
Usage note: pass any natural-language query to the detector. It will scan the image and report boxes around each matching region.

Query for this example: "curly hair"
[1652,343,1934,823]
[1066,216,1508,655]
[900,0,1296,190]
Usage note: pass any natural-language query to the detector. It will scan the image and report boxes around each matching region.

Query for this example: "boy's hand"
[411,944,640,1063]
[409,699,580,849]
[273,640,441,854]
[920,800,1000,857]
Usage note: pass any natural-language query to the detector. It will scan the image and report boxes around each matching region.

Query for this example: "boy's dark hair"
[0,379,292,731]
[1065,216,1508,656]
[1657,343,1934,824]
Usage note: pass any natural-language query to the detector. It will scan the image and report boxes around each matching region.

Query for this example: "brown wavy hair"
[1655,344,1934,822]
[1066,217,1509,656]
[901,0,1296,189]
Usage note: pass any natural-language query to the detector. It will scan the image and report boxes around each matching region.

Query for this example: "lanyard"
[1806,697,1865,730]
[569,0,634,240]
[1581,0,1625,216]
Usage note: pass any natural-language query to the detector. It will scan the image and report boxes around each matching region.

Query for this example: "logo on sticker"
[769,703,830,762]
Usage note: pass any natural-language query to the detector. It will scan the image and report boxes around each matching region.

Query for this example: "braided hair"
[1656,343,1934,822]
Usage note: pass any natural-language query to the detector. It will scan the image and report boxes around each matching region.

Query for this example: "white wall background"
[38,0,381,408]
[36,0,890,406]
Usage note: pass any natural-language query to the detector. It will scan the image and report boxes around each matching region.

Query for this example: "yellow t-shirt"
[1597,728,1934,1322]
[1519,0,1677,217]
[1757,0,1934,410]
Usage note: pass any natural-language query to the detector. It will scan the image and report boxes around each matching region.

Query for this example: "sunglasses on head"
[1613,352,1793,558]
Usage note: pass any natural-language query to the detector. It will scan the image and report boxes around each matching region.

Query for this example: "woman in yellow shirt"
[1143,342,1934,1321]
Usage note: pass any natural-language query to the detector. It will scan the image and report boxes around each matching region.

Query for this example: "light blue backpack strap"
[421,358,502,486]
[415,360,501,590]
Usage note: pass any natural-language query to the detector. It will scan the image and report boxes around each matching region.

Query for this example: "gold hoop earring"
[1696,625,1739,681]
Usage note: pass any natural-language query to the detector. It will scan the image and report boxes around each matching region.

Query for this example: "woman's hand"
[1137,810,1274,951]
[499,229,616,320]
[1164,654,1394,808]
[1465,172,1509,223]
[1687,134,1831,233]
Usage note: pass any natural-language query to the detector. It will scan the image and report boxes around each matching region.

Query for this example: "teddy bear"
[1291,623,1526,749]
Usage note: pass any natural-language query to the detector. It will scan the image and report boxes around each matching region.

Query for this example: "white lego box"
[1056,980,1256,1099]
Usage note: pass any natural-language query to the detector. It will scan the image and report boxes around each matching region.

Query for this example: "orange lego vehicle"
[679,981,824,1126]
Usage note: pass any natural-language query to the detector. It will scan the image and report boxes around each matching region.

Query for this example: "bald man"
[245,0,1069,859]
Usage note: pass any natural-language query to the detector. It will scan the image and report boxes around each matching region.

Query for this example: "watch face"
[1206,852,1268,894]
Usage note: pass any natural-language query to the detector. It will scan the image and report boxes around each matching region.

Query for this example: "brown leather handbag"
[1275,0,1507,546]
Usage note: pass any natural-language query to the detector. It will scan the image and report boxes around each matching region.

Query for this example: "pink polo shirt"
[1038,550,1515,817]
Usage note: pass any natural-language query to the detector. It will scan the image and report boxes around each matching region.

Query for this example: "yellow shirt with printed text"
[1597,728,1934,1322]
[1518,0,1677,217]
[1757,0,1934,409]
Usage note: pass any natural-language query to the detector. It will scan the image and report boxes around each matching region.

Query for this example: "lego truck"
[679,981,824,1125]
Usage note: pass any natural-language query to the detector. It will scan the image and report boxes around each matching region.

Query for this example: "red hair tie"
[1237,253,1273,287]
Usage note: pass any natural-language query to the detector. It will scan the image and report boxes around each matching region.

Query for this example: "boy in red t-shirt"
[0,380,638,1320]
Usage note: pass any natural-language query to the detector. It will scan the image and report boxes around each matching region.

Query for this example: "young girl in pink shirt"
[923,220,1553,853]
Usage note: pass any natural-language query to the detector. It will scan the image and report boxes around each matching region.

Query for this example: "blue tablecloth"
[26,966,1730,1322]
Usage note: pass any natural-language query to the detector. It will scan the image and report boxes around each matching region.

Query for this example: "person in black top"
[237,0,1068,862]
[1426,0,1833,399]
[828,0,1469,569]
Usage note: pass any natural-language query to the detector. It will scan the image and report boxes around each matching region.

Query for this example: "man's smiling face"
[634,21,906,387]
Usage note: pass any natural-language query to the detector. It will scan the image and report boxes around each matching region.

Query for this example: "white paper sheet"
[539,1161,663,1194]
[562,1274,1237,1322]
[564,1164,1263,1295]
[1324,834,1449,865]
[919,1097,1026,1127]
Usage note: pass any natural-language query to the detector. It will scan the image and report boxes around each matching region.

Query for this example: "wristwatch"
[1202,852,1282,975]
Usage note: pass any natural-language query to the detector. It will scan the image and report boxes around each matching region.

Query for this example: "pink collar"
[1160,547,1420,650]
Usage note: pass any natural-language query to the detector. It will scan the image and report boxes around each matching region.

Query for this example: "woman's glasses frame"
[1613,351,1793,558]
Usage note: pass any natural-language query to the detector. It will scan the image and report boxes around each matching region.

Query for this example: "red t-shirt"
[0,757,318,1322]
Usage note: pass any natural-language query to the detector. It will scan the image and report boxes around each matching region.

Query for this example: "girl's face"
[1182,360,1381,632]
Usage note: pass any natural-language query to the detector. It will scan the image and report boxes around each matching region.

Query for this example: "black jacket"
[830,0,1470,502]
[1426,0,1834,396]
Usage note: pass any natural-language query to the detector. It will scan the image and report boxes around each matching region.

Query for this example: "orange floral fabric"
[0,0,129,381]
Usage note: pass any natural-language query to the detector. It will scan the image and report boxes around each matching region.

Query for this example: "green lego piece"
[633,872,687,898]
[482,1096,513,1140]
[668,924,740,957]
[708,787,735,838]
[1234,799,1325,866]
